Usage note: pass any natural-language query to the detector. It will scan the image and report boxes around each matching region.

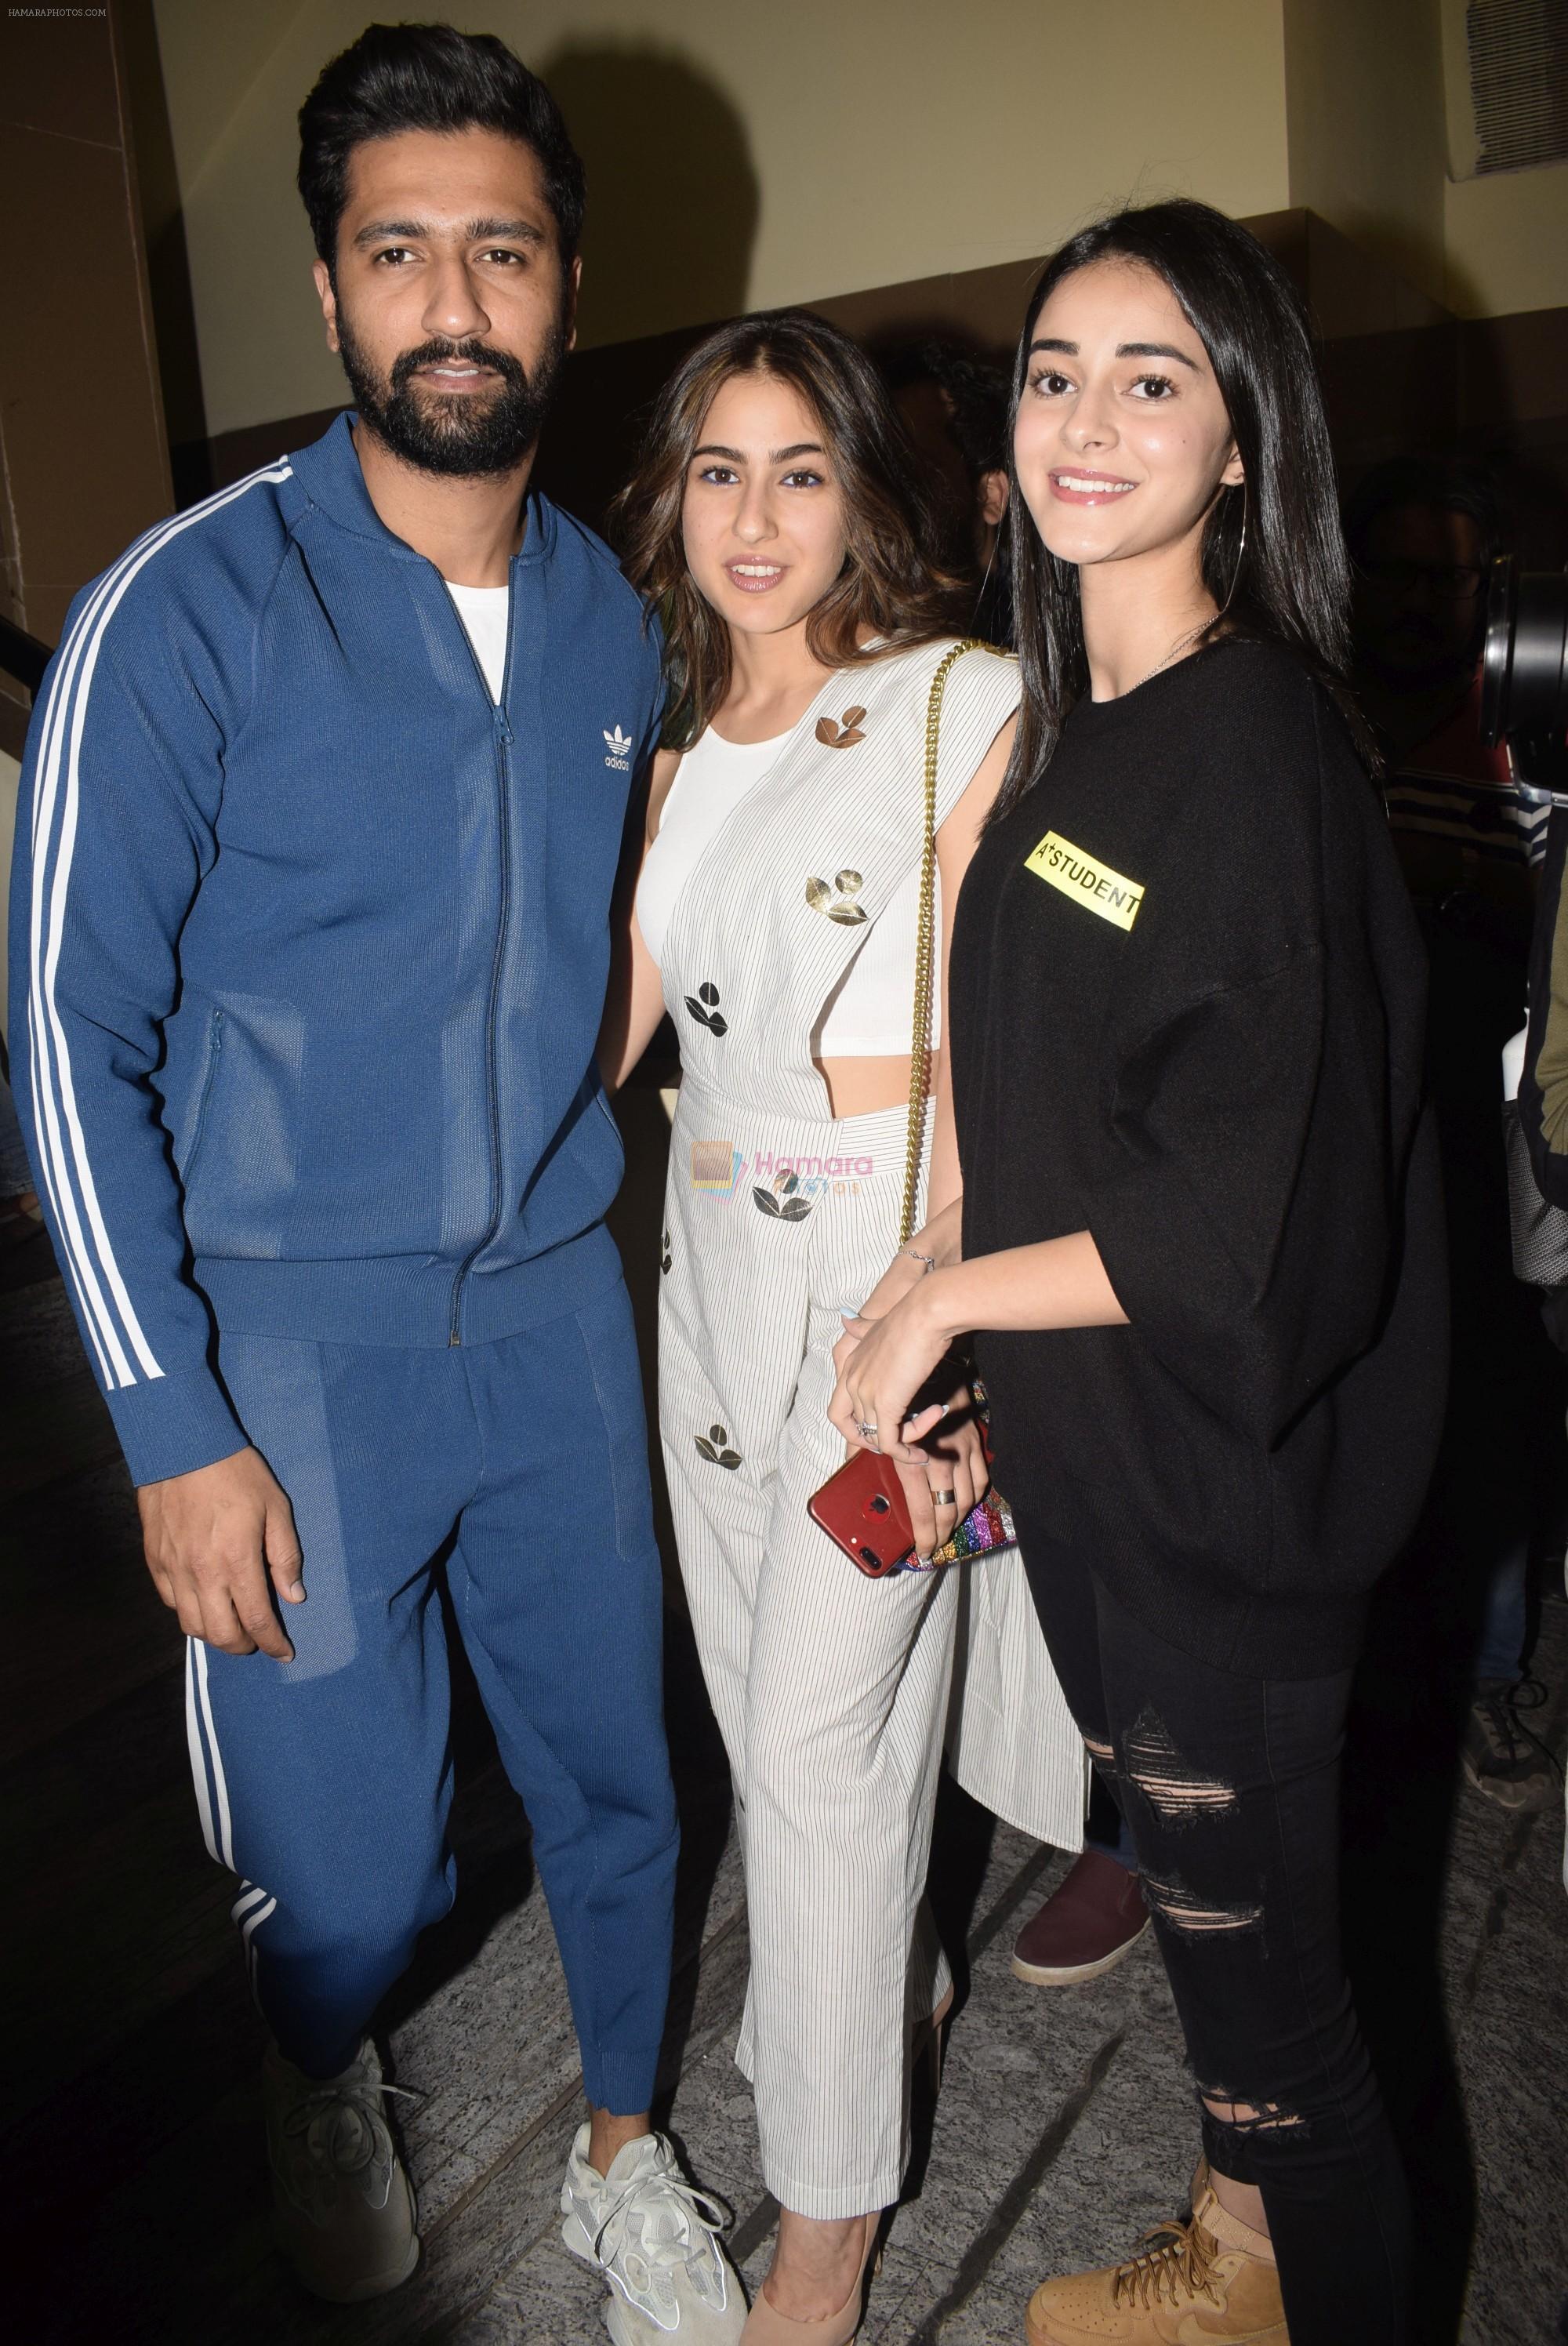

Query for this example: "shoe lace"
[1476,1679,1563,1778]
[592,2160,730,2274]
[1111,2217,1223,2310]
[283,2076,422,2181]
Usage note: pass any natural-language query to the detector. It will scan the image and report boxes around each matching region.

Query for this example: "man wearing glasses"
[1348,456,1544,888]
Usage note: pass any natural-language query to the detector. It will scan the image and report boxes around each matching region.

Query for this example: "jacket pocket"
[176,1008,225,1197]
[181,994,304,1259]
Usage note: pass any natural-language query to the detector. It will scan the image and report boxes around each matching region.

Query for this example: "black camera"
[1481,554,1568,800]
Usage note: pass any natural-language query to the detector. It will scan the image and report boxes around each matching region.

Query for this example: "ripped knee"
[1200,2088,1307,2136]
[1122,1706,1237,1825]
[1083,1734,1116,1767]
[1142,1868,1262,1936]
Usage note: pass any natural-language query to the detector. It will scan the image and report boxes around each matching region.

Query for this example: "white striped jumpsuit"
[652,641,1084,2217]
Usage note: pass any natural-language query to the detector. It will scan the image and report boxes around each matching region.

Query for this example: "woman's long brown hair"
[609,310,969,748]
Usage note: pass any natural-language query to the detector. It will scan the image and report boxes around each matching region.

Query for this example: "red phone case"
[807,1417,1004,1585]
[807,1447,921,1576]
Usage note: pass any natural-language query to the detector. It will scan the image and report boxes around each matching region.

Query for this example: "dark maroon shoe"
[1011,1849,1150,1985]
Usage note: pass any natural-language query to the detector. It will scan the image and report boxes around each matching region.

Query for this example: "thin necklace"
[1120,612,1217,699]
[1116,491,1248,699]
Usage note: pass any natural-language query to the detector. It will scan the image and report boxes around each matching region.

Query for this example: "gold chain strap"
[899,640,1012,1247]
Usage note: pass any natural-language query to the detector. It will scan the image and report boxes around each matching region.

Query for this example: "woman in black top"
[829,202,1444,2346]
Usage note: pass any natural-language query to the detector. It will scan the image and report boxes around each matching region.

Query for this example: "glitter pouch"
[907,1463,1017,1574]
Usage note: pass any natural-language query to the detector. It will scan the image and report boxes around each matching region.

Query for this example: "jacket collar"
[286,410,558,569]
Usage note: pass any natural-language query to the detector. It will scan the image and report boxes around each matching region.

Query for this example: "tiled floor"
[6,1205,1566,2346]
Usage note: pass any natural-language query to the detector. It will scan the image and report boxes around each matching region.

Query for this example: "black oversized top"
[949,637,1447,1677]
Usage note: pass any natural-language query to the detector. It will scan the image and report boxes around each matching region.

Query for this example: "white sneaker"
[263,2038,420,2302]
[561,2122,746,2341]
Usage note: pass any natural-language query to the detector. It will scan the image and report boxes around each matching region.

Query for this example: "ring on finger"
[931,1488,956,1507]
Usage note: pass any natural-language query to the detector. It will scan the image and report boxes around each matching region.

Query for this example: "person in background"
[8,28,745,2337]
[881,340,1014,641]
[1348,456,1543,884]
[832,198,1446,2346]
[1517,795,1568,1898]
[1349,456,1563,1813]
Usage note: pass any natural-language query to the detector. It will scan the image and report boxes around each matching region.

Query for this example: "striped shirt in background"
[1382,672,1548,871]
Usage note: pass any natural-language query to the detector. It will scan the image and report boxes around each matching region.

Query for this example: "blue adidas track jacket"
[9,415,664,1487]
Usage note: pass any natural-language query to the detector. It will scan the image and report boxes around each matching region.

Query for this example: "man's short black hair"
[298,21,586,274]
[921,344,1009,483]
[873,336,1010,481]
[1343,453,1502,571]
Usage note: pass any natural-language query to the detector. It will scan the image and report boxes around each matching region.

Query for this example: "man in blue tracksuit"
[9,27,743,2337]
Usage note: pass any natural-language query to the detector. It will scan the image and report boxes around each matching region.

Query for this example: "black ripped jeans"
[1017,1521,1413,2346]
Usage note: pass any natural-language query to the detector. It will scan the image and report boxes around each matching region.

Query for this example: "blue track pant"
[183,1279,678,2110]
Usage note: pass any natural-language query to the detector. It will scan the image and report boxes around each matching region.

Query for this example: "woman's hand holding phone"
[829,1265,982,1557]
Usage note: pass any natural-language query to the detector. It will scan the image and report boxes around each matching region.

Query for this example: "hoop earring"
[975,536,996,621]
[1218,481,1247,619]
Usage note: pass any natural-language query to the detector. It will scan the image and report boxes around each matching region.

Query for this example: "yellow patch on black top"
[1025,830,1145,931]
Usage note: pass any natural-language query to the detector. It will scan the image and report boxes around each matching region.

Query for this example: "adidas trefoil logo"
[603,724,632,772]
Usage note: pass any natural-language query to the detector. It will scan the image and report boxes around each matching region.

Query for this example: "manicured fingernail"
[285,1581,305,1601]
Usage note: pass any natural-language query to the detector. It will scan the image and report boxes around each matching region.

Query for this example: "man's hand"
[137,1447,304,1660]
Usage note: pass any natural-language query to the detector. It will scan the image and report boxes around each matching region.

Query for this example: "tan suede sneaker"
[1024,2167,1288,2344]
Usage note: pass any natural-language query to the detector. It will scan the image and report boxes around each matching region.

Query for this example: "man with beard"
[9,27,745,2337]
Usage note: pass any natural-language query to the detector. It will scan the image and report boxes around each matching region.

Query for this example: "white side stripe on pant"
[183,1640,219,1861]
[241,1891,277,2002]
[185,1636,234,1870]
[25,464,293,1389]
[230,1884,276,2004]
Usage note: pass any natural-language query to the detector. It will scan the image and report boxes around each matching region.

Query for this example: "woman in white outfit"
[600,312,1082,2342]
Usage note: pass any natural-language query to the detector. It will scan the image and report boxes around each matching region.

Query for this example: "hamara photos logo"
[603,725,632,771]
[688,1140,873,1199]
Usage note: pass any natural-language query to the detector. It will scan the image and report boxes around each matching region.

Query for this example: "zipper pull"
[494,703,513,746]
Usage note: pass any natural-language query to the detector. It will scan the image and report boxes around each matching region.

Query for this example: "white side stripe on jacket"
[26,465,293,1389]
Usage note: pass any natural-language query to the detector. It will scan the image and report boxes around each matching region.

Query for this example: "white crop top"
[635,721,941,1054]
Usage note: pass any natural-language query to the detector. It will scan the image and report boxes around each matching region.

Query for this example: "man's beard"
[336,311,568,479]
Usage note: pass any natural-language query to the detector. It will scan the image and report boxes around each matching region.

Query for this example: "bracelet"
[899,1247,937,1273]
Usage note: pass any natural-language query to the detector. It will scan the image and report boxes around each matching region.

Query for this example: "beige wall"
[1282,0,1447,306]
[152,0,1291,439]
[1445,163,1568,320]
[144,0,1568,445]
[1279,0,1568,322]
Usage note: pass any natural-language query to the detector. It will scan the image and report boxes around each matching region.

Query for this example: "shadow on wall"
[117,0,211,507]
[529,40,759,525]
[536,39,758,348]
